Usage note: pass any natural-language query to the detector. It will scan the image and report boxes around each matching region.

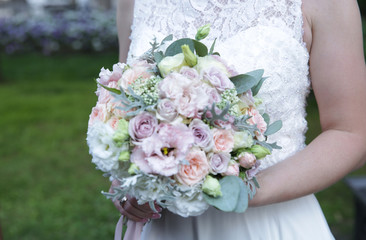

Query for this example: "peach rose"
[88,104,109,126]
[212,128,234,153]
[176,148,209,186]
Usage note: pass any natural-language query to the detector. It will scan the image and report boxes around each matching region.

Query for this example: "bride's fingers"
[123,200,160,220]
[128,198,162,214]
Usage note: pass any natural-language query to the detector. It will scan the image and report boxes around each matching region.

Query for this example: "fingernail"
[141,218,149,223]
[151,213,161,219]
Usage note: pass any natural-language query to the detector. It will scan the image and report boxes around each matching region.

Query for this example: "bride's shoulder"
[301,0,362,52]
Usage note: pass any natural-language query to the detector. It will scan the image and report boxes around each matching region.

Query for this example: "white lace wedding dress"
[126,0,335,239]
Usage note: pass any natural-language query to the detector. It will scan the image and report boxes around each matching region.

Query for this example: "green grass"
[0,52,121,239]
[0,49,365,239]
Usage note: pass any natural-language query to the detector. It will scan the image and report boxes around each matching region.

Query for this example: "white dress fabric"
[127,0,335,239]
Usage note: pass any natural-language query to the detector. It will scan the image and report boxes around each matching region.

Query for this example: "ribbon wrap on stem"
[114,216,144,240]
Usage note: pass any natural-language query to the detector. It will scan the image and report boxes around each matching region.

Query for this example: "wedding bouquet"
[87,24,282,218]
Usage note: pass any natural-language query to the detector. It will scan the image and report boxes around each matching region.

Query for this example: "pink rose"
[176,148,210,186]
[212,128,234,153]
[128,112,158,142]
[222,160,239,176]
[208,152,230,174]
[238,152,257,169]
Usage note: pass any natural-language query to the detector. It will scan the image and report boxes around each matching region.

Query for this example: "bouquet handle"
[115,215,144,240]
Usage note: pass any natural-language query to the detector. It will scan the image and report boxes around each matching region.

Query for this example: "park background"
[0,0,365,239]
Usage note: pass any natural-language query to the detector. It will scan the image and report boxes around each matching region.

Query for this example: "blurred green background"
[0,2,365,240]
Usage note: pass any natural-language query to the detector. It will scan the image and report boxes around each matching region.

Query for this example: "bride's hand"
[109,179,162,222]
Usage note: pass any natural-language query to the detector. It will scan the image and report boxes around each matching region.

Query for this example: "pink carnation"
[119,60,155,91]
[247,107,267,140]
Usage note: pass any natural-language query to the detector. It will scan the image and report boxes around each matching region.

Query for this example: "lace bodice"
[127,0,310,170]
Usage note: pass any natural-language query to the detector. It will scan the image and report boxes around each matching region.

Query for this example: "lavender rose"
[156,99,178,122]
[129,112,158,142]
[189,119,213,152]
[208,152,231,174]
[202,67,235,92]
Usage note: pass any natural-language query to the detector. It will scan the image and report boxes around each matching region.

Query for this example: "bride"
[111,0,366,239]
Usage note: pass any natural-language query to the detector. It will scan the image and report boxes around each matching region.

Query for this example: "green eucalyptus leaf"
[165,38,208,57]
[160,34,173,45]
[265,120,283,136]
[203,176,242,212]
[194,40,208,57]
[165,38,194,56]
[154,51,164,64]
[251,77,268,96]
[262,113,270,125]
[233,178,249,213]
[95,79,121,94]
[230,69,264,95]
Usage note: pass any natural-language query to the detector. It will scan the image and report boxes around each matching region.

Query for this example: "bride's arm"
[117,0,134,62]
[251,0,366,206]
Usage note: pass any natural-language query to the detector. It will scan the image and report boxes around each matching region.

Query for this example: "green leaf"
[251,77,267,96]
[154,51,164,64]
[230,69,264,94]
[262,113,270,125]
[252,177,260,189]
[194,40,208,57]
[95,79,121,94]
[209,38,217,54]
[160,34,173,45]
[265,120,282,136]
[203,176,246,212]
[233,178,249,213]
[165,38,208,57]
